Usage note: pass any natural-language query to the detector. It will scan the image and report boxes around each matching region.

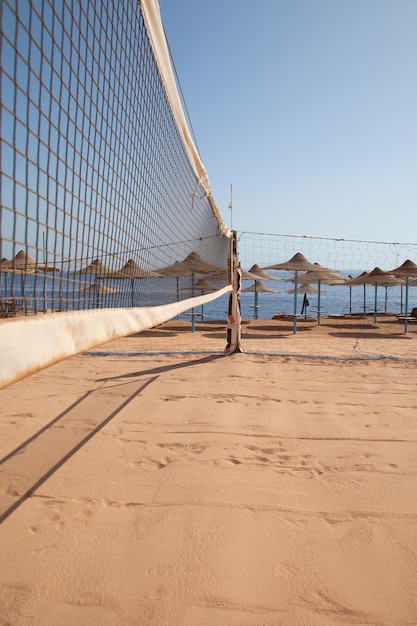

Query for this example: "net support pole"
[224,231,243,354]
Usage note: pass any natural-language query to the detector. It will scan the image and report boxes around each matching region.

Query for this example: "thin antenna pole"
[228,184,233,231]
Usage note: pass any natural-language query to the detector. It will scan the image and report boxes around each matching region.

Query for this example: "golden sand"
[1,317,417,624]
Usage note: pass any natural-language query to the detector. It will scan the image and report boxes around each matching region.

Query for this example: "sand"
[1,317,417,625]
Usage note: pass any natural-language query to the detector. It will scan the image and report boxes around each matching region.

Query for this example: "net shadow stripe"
[0,377,156,525]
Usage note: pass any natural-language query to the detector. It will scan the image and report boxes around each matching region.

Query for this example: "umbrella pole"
[404,277,409,334]
[317,280,321,326]
[191,274,195,333]
[176,277,179,320]
[43,273,47,313]
[349,286,352,315]
[363,284,366,316]
[21,272,25,315]
[293,272,298,334]
[374,284,378,325]
[254,283,258,320]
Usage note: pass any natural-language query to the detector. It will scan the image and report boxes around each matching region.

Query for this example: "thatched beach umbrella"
[345,268,405,324]
[3,250,57,273]
[387,259,417,333]
[285,284,321,318]
[247,264,282,282]
[157,260,201,317]
[343,271,370,316]
[116,259,162,280]
[287,268,344,325]
[2,250,58,313]
[206,267,261,285]
[71,258,114,276]
[204,267,268,321]
[242,280,280,320]
[263,253,332,333]
[286,284,320,294]
[242,281,280,294]
[179,277,220,324]
[159,252,223,276]
[180,277,219,294]
[191,278,219,291]
[78,282,121,308]
[80,282,121,294]
[70,259,117,310]
[98,259,162,307]
[158,251,224,290]
[157,253,224,330]
[365,267,404,324]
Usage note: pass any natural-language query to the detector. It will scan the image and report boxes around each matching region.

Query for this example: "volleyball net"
[0,0,238,389]
[2,0,417,389]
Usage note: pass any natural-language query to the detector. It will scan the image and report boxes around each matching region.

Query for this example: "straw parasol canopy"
[114,259,162,279]
[247,264,282,282]
[292,270,345,285]
[97,259,162,306]
[72,258,114,276]
[157,261,194,278]
[263,252,326,274]
[240,268,268,280]
[79,282,121,295]
[158,252,223,277]
[343,270,369,287]
[97,259,161,280]
[2,250,57,273]
[242,281,280,294]
[344,267,396,287]
[205,267,261,283]
[365,268,404,287]
[286,284,320,294]
[180,252,224,274]
[78,281,121,308]
[157,253,224,314]
[388,259,417,278]
[180,278,219,292]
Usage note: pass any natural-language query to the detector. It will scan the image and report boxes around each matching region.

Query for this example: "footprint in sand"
[215,457,242,468]
[134,459,167,470]
[155,443,207,454]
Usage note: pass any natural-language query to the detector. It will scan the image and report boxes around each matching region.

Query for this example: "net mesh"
[0,0,230,317]
[234,232,417,361]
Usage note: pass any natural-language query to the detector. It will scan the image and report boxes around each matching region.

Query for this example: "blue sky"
[158,0,417,244]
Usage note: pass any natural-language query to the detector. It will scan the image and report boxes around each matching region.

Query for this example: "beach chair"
[397,307,417,322]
